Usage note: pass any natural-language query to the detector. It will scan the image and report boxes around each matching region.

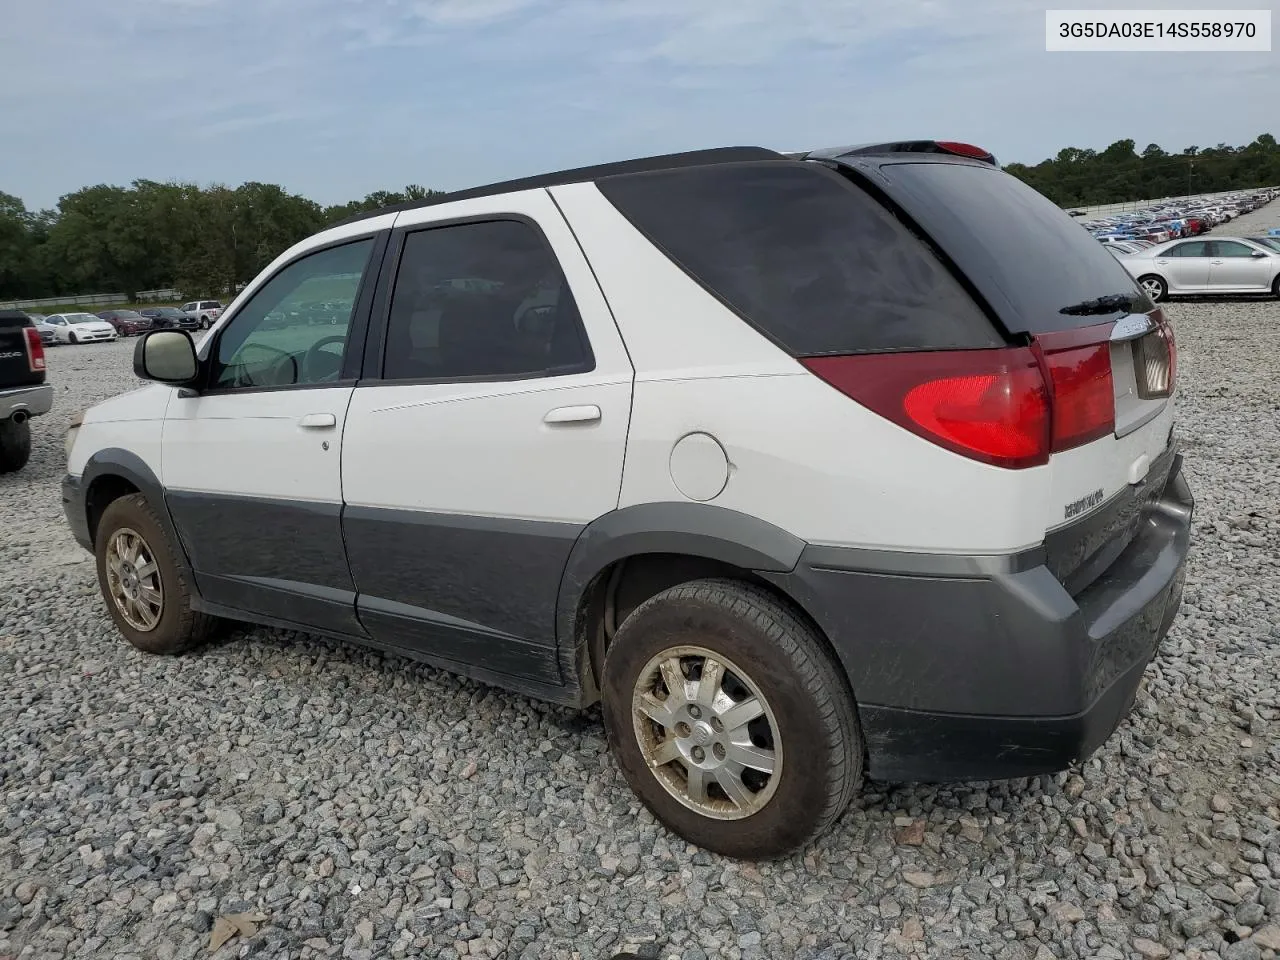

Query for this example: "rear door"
[848,157,1177,589]
[341,190,633,685]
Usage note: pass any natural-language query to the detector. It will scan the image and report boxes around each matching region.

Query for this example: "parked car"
[98,309,153,336]
[1119,237,1280,302]
[139,307,197,330]
[180,300,224,329]
[42,313,118,344]
[0,310,52,472]
[65,141,1191,859]
[22,313,56,345]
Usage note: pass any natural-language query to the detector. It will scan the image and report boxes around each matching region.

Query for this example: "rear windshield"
[871,161,1151,333]
[596,161,1001,356]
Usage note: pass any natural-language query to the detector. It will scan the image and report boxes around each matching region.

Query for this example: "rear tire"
[94,493,218,655]
[1138,274,1167,303]
[0,418,32,473]
[601,579,862,859]
[200,317,210,330]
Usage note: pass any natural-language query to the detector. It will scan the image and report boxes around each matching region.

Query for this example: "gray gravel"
[3,203,1280,960]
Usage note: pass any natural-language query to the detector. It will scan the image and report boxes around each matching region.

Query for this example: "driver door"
[161,234,384,635]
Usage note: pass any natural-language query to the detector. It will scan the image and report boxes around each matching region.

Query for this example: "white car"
[63,140,1192,859]
[42,313,118,344]
[1119,237,1280,302]
[180,300,224,330]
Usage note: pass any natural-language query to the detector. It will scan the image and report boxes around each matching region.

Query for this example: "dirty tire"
[95,493,218,655]
[0,418,32,473]
[601,578,862,859]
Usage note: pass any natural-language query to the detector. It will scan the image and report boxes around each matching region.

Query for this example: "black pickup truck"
[0,309,53,472]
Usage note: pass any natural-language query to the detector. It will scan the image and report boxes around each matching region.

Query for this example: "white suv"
[180,300,223,329]
[63,142,1193,859]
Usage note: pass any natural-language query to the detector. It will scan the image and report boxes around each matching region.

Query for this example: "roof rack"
[331,146,786,228]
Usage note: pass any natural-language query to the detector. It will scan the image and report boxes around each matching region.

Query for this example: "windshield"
[868,160,1152,333]
[1251,237,1280,253]
[67,313,100,323]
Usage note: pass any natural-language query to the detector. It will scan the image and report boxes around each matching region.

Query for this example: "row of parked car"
[23,300,224,345]
[1075,189,1279,246]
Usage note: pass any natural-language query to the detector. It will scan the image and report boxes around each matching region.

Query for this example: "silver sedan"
[1118,237,1280,302]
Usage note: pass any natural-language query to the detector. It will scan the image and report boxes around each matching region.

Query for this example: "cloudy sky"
[5,0,1275,209]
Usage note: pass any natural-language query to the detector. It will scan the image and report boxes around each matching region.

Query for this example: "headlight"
[65,411,84,459]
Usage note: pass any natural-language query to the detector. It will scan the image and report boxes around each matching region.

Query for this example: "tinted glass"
[383,219,592,381]
[875,161,1152,333]
[1166,241,1210,258]
[213,239,373,389]
[598,162,999,356]
[1213,241,1258,258]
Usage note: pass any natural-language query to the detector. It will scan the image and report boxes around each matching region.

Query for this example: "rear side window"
[873,161,1152,333]
[596,162,1001,356]
[1164,242,1210,258]
[382,219,593,381]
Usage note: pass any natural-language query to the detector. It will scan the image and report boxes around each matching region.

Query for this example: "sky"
[3,0,1276,210]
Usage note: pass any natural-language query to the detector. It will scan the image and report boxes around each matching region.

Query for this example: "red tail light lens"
[801,348,1051,469]
[23,327,46,373]
[1039,341,1115,450]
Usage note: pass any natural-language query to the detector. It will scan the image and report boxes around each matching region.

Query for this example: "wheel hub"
[631,645,783,820]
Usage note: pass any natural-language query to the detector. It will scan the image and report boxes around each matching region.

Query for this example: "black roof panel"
[332,146,786,228]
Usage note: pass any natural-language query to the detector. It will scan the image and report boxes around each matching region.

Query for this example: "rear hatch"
[838,156,1176,593]
[0,311,46,389]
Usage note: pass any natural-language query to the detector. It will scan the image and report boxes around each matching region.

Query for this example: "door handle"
[298,413,337,429]
[1210,260,1224,265]
[544,405,601,424]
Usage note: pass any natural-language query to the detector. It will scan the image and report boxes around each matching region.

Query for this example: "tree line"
[3,133,1278,302]
[0,182,441,303]
[1004,133,1280,207]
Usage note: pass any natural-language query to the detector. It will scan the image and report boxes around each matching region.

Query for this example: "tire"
[1138,274,1167,303]
[601,579,862,859]
[68,332,78,344]
[94,493,218,655]
[1272,274,1280,299]
[0,418,32,473]
[200,317,210,330]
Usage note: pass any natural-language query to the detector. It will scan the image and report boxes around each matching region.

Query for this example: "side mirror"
[133,329,199,385]
[1251,250,1267,258]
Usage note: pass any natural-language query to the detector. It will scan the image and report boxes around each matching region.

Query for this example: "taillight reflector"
[23,327,46,373]
[801,348,1051,469]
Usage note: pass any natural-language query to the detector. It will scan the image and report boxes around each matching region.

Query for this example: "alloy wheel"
[631,645,782,820]
[105,527,164,631]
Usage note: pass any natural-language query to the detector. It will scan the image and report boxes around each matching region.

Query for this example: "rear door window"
[866,160,1153,333]
[596,161,1001,356]
[1164,241,1210,258]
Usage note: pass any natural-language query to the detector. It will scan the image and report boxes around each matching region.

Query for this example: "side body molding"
[554,501,807,702]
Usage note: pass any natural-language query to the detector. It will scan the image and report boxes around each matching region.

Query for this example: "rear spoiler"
[787,140,999,167]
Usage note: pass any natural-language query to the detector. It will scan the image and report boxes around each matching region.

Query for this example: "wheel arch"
[80,449,198,590]
[556,502,830,704]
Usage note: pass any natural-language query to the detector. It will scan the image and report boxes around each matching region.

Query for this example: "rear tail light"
[935,141,995,162]
[1134,313,1176,399]
[801,348,1051,469]
[23,327,46,373]
[801,321,1122,470]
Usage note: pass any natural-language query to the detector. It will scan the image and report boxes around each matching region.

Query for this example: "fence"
[0,293,130,311]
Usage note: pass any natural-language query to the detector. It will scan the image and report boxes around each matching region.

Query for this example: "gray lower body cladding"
[64,452,1193,784]
[1,383,53,420]
[764,455,1193,781]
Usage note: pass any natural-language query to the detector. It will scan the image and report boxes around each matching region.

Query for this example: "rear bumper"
[769,455,1193,782]
[0,383,53,420]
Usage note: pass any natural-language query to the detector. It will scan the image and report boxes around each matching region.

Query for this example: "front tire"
[1272,274,1280,299]
[95,494,218,655]
[0,418,32,473]
[68,332,79,344]
[601,579,862,859]
[1138,274,1168,302]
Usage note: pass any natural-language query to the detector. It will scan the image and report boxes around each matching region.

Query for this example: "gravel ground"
[3,205,1280,960]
